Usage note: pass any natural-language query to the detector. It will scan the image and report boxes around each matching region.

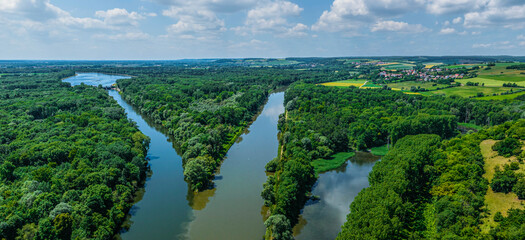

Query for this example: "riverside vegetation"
[0,70,149,239]
[112,67,351,191]
[262,83,524,239]
[338,120,525,239]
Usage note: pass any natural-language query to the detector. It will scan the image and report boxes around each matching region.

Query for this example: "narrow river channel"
[64,73,381,240]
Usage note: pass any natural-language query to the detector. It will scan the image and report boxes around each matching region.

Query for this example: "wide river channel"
[64,73,380,240]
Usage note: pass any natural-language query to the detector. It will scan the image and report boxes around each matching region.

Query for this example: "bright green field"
[388,81,449,91]
[335,79,367,84]
[319,79,367,88]
[370,145,389,156]
[362,83,382,88]
[383,63,415,70]
[476,91,525,100]
[474,63,525,82]
[479,63,520,74]
[456,77,525,87]
[445,64,482,69]
[430,86,515,97]
[312,152,356,175]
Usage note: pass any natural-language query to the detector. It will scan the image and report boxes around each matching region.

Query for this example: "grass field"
[480,140,525,233]
[479,63,521,75]
[456,77,525,87]
[370,145,389,156]
[387,81,449,91]
[320,79,366,87]
[430,86,514,98]
[476,91,525,100]
[473,63,525,83]
[312,152,356,175]
[361,83,382,88]
[445,64,482,69]
[382,63,415,71]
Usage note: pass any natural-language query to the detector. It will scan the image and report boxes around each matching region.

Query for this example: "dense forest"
[262,83,524,239]
[0,71,149,239]
[114,67,350,190]
[338,120,525,239]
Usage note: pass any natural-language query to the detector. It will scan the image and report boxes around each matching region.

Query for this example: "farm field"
[423,62,443,69]
[430,86,515,97]
[479,63,520,74]
[445,64,482,69]
[361,82,381,88]
[475,63,525,82]
[382,62,415,70]
[456,77,525,87]
[319,79,366,87]
[476,91,525,100]
[387,81,449,91]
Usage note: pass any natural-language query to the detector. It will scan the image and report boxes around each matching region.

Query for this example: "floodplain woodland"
[1,56,525,240]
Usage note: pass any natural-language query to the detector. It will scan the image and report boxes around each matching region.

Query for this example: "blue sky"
[1,0,524,59]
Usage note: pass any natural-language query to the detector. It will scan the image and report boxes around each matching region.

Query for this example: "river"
[64,73,284,239]
[63,73,380,240]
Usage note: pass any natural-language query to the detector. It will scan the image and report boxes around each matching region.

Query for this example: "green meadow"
[311,152,356,175]
[430,86,515,97]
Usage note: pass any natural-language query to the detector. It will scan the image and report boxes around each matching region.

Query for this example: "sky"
[0,0,525,60]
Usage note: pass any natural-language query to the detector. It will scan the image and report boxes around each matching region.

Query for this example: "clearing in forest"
[479,140,525,233]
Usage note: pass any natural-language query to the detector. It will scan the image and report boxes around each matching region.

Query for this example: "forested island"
[0,57,524,240]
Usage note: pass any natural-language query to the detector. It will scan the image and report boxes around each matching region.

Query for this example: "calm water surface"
[294,152,381,240]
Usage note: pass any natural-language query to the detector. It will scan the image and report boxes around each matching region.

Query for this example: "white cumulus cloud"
[464,1,525,28]
[95,8,146,27]
[371,20,429,33]
[234,1,307,37]
[439,27,456,34]
[427,0,489,15]
[312,0,427,33]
